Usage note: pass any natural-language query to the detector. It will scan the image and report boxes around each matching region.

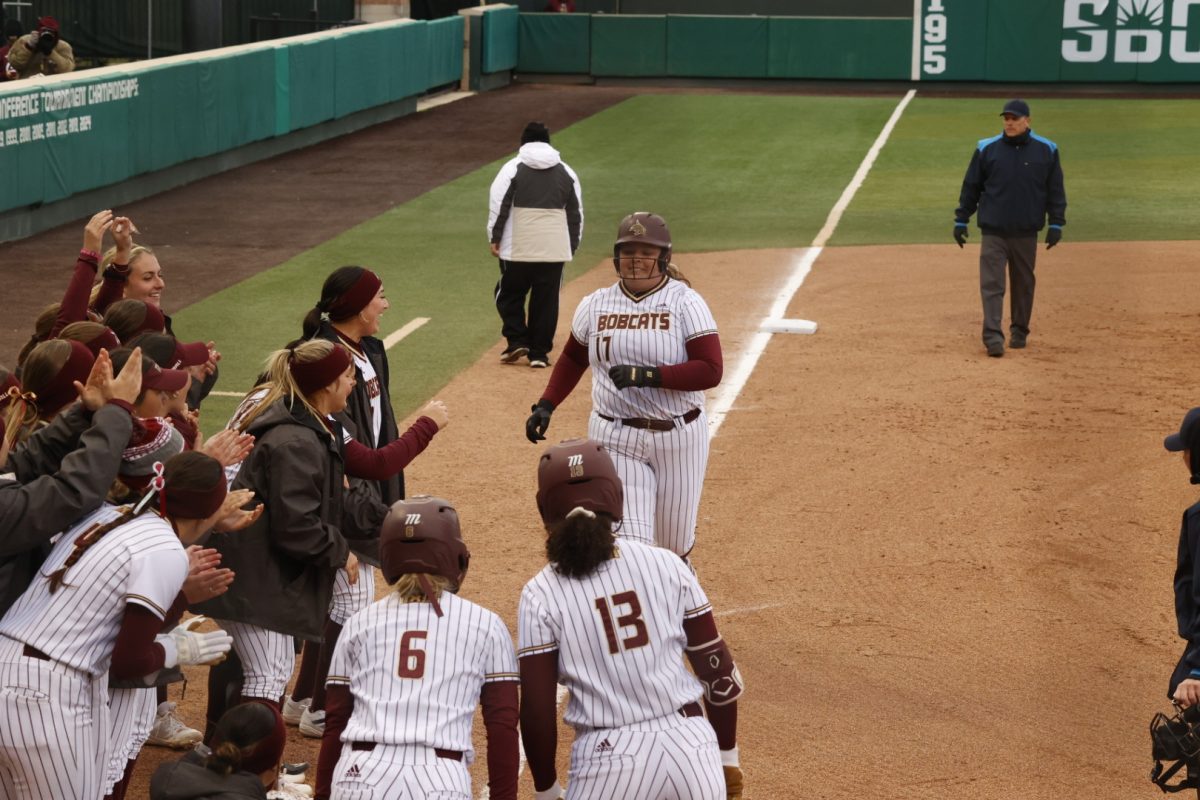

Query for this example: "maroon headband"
[161,480,227,520]
[80,327,121,357]
[289,345,352,397]
[135,302,167,337]
[324,270,382,321]
[35,340,95,417]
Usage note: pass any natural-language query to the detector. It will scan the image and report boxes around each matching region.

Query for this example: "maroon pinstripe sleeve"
[343,416,438,480]
[109,604,167,681]
[316,684,354,800]
[542,336,590,407]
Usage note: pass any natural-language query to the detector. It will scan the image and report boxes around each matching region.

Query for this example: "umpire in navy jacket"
[954,99,1067,358]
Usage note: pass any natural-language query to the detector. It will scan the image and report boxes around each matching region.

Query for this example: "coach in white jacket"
[488,121,583,369]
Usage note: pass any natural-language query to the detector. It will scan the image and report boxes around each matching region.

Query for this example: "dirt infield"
[126,239,1193,798]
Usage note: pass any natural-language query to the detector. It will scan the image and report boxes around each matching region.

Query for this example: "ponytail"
[546,511,617,578]
[204,741,244,777]
[666,263,691,287]
[235,339,336,433]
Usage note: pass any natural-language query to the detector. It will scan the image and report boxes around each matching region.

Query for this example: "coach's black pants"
[979,233,1037,348]
[495,260,564,362]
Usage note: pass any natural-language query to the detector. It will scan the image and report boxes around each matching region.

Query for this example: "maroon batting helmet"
[536,438,623,525]
[379,496,469,590]
[612,212,672,276]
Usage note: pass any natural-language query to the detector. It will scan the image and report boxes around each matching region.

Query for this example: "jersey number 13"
[594,591,649,655]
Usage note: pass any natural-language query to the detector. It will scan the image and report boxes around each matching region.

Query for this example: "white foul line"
[706,89,916,439]
[204,318,431,398]
[383,316,431,350]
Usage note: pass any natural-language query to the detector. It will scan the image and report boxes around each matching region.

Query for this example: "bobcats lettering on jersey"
[597,311,670,332]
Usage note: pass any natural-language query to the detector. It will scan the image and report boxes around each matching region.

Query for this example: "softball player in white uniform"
[0,452,235,800]
[527,212,723,557]
[316,496,519,800]
[518,440,744,800]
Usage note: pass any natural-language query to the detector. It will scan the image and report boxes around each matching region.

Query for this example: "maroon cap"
[144,362,190,393]
[36,16,58,33]
[173,340,210,369]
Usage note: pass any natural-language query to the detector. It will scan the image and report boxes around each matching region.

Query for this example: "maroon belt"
[350,742,462,761]
[599,407,700,432]
[22,644,51,661]
[679,702,703,718]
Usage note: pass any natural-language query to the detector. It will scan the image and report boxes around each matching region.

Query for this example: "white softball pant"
[0,636,108,800]
[566,712,723,800]
[589,409,710,557]
[102,686,156,795]
[330,563,376,626]
[218,620,295,702]
[330,743,470,799]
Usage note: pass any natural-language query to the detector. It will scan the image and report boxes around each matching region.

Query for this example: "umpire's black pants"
[979,233,1037,348]
[495,260,564,362]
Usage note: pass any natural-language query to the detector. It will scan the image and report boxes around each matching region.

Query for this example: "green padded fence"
[518,13,591,74]
[767,17,910,79]
[591,15,667,77]
[482,5,520,73]
[667,16,769,78]
[0,18,465,218]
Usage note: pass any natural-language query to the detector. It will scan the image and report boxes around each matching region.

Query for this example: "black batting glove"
[953,223,968,248]
[1045,226,1062,249]
[609,364,661,390]
[525,399,554,443]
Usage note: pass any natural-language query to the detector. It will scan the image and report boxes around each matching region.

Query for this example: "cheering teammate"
[525,212,722,557]
[315,496,519,800]
[518,439,744,800]
[0,452,239,799]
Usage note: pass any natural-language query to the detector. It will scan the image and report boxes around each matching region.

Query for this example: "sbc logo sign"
[1063,0,1200,63]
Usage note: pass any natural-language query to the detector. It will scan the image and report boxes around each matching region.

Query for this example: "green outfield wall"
[0,17,463,223]
[518,1,1200,82]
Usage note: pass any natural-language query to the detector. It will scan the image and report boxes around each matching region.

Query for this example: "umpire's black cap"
[1001,99,1031,117]
[1165,408,1200,452]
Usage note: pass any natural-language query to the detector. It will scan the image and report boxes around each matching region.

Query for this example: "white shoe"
[268,783,314,799]
[146,702,203,749]
[282,695,310,726]
[278,762,309,785]
[298,707,325,739]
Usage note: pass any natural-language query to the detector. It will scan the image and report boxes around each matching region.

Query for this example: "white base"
[760,318,818,335]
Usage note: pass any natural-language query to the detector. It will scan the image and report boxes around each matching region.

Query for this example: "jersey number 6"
[594,591,649,655]
[397,630,428,679]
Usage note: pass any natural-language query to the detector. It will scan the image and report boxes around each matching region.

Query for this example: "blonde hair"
[390,573,451,603]
[101,244,154,271]
[58,320,108,347]
[235,339,338,432]
[666,263,691,286]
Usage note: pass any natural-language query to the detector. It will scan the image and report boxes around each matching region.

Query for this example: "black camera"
[36,29,56,54]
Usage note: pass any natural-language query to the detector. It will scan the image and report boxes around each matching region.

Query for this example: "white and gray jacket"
[487,142,583,263]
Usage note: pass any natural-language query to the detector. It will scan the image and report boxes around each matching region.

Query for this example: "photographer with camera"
[5,15,73,80]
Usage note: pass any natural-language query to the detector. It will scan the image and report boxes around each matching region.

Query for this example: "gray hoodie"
[150,750,268,799]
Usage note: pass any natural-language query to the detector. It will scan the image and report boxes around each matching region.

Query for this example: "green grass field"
[175,93,1200,430]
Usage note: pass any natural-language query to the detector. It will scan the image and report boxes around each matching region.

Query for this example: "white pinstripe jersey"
[572,278,718,420]
[327,591,519,757]
[518,539,710,730]
[0,505,187,677]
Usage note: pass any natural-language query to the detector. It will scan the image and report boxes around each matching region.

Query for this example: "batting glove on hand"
[609,364,661,390]
[723,765,744,800]
[534,782,565,800]
[1045,226,1062,249]
[526,399,554,443]
[953,223,969,248]
[158,624,233,668]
